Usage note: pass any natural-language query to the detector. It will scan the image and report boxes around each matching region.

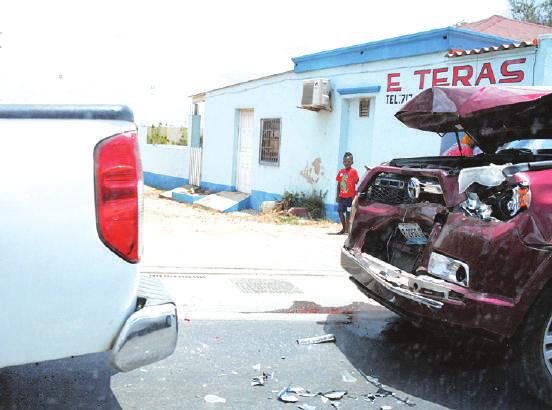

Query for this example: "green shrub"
[281,191,301,210]
[147,123,170,145]
[302,190,327,219]
[176,127,188,146]
[279,190,327,219]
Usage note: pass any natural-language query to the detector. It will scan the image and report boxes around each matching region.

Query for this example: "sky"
[0,0,511,125]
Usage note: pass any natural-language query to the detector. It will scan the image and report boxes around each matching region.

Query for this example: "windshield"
[501,139,552,152]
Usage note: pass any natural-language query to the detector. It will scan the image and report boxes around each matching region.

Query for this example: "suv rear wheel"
[519,284,552,405]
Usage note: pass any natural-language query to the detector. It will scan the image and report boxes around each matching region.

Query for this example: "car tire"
[518,284,552,405]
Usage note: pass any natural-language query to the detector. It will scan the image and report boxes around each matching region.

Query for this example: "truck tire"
[519,284,552,405]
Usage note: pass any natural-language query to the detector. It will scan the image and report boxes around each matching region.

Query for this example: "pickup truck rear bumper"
[111,275,178,372]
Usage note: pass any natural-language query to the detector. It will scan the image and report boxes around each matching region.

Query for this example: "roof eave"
[292,26,514,73]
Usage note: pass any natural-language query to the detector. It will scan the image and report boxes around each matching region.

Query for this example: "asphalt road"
[0,309,544,410]
[0,194,546,409]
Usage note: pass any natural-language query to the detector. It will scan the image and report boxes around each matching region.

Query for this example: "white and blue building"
[143,21,552,221]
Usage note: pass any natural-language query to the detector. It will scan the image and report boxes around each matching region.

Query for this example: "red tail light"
[94,131,143,263]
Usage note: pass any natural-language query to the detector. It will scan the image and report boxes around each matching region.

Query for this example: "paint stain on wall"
[300,157,324,185]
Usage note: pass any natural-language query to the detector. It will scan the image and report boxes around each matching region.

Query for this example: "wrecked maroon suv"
[341,86,552,404]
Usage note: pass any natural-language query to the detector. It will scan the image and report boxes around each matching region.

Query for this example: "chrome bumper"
[111,275,178,372]
[341,248,451,309]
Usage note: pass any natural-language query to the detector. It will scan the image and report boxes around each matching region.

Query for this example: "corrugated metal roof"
[446,39,538,58]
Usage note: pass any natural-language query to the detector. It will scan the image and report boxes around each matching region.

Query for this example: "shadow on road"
[0,352,121,409]
[324,308,544,410]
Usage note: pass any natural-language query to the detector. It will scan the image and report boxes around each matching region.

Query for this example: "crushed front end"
[342,157,552,340]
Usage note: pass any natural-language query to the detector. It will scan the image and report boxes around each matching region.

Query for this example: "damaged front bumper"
[111,274,178,372]
[341,248,516,338]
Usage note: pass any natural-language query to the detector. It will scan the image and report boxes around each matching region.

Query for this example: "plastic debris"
[299,392,317,397]
[358,369,416,407]
[322,391,347,400]
[277,386,299,403]
[204,394,226,403]
[298,405,317,410]
[252,372,274,387]
[297,334,336,345]
[375,387,392,398]
[251,375,266,387]
[362,393,376,402]
[340,370,357,383]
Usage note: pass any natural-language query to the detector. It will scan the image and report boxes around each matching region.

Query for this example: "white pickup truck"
[0,105,177,372]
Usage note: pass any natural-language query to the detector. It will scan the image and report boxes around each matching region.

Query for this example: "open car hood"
[395,86,552,153]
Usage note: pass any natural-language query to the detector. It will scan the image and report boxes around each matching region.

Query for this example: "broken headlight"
[496,184,531,219]
[428,252,469,287]
[460,183,531,221]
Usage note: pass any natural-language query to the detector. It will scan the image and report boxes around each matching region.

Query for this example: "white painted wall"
[138,126,189,180]
[108,40,534,221]
[202,47,537,203]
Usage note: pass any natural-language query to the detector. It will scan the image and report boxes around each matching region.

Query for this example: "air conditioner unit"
[301,79,331,111]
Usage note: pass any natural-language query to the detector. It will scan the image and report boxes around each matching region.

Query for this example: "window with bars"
[259,118,281,165]
[359,98,370,117]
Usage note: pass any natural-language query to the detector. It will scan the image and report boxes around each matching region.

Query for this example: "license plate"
[398,223,427,245]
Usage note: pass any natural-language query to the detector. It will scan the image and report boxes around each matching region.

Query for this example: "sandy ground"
[142,186,346,273]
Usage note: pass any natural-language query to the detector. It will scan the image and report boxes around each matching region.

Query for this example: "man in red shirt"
[335,152,359,234]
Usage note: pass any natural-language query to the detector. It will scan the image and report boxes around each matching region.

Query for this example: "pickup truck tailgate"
[0,106,143,367]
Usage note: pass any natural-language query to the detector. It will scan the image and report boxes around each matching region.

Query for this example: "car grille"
[363,173,443,205]
[366,184,407,205]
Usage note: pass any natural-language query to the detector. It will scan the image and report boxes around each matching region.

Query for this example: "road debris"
[321,390,347,400]
[277,386,299,403]
[298,392,317,397]
[296,334,336,345]
[375,387,393,397]
[340,370,357,383]
[204,394,226,403]
[251,374,267,387]
[252,371,275,387]
[358,369,415,407]
[380,406,393,410]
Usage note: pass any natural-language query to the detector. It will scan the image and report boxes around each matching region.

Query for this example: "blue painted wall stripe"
[172,191,206,204]
[144,172,188,190]
[337,86,381,95]
[146,172,340,221]
[200,180,236,193]
[250,190,283,212]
